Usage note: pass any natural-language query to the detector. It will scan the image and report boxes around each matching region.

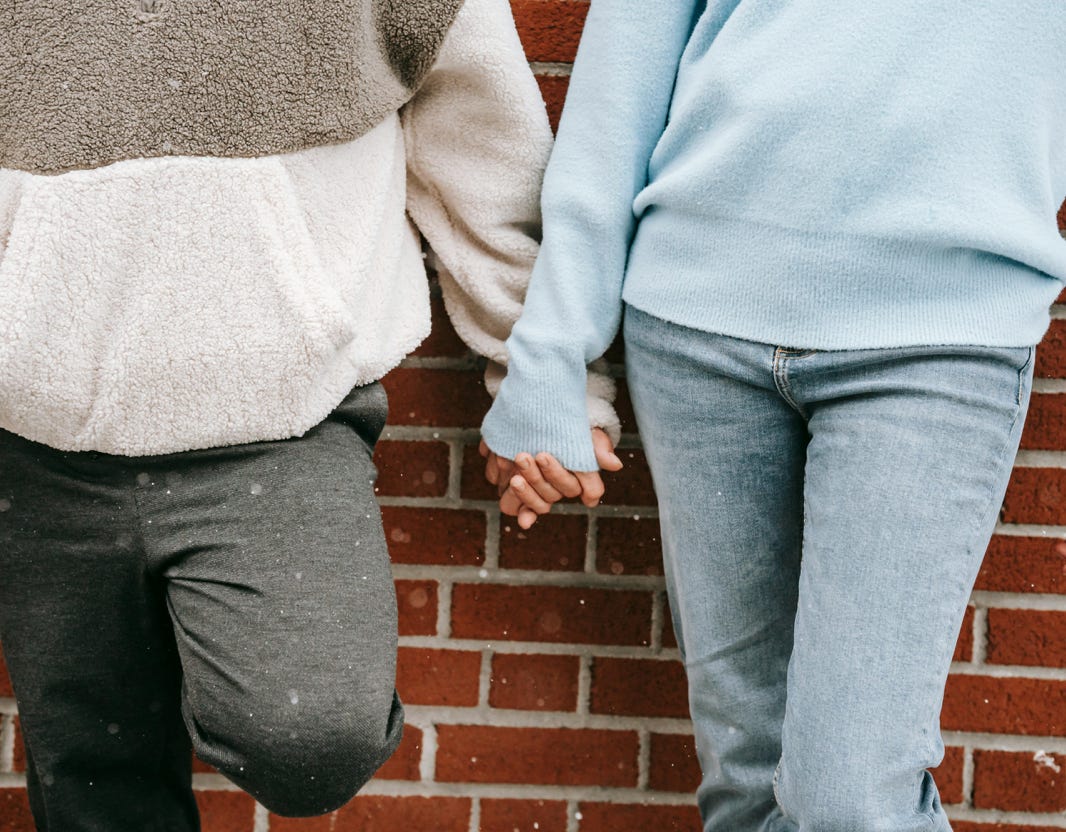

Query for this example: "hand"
[494,429,623,529]
[480,439,517,498]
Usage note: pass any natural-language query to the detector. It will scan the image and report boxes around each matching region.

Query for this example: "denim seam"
[1016,347,1035,406]
[771,348,808,418]
[910,351,1032,830]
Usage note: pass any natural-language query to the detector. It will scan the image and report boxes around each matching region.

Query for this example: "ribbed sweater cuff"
[481,347,599,472]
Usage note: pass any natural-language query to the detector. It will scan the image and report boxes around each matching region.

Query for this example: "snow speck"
[136,473,152,486]
[167,78,181,89]
[161,141,173,153]
[610,560,624,575]
[1034,750,1061,773]
[287,690,299,705]
[478,568,489,579]
[0,499,10,512]
[250,483,263,495]
[575,812,583,821]
[390,527,412,544]
[295,572,303,581]
[408,587,429,609]
[107,723,120,735]
[422,470,438,485]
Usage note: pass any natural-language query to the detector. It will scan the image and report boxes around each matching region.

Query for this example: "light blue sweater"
[483,0,1066,471]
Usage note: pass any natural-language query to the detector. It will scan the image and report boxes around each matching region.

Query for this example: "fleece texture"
[483,0,1066,471]
[0,0,463,174]
[0,0,621,457]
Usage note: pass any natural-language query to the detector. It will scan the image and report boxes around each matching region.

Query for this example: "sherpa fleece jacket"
[0,0,620,455]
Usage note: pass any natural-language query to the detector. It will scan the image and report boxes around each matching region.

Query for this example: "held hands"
[479,429,623,529]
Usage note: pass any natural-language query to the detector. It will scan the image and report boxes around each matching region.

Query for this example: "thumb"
[591,428,623,471]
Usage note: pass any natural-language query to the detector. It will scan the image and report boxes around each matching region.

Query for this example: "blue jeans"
[623,305,1034,832]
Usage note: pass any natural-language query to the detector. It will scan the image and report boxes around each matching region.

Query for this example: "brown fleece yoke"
[0,0,465,175]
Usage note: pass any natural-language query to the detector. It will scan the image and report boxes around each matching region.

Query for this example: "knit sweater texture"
[0,0,622,456]
[482,0,1066,471]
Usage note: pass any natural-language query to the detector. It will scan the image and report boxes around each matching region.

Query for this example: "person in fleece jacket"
[482,1,1066,830]
[0,0,620,826]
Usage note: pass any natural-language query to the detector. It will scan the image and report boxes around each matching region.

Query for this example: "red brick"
[396,648,482,707]
[600,450,657,506]
[383,506,485,566]
[511,0,589,62]
[576,803,701,831]
[480,798,568,832]
[268,814,332,832]
[954,825,1063,832]
[0,649,12,698]
[0,789,33,832]
[11,717,24,773]
[1058,199,1066,234]
[589,657,689,718]
[987,608,1066,667]
[489,653,580,711]
[648,733,701,792]
[271,797,471,832]
[191,752,216,774]
[1036,321,1066,379]
[396,579,438,636]
[436,725,638,786]
[382,368,491,427]
[535,75,569,133]
[196,791,256,832]
[412,292,469,359]
[1021,393,1066,451]
[942,675,1066,736]
[451,585,653,646]
[663,612,678,649]
[499,514,588,572]
[930,746,965,805]
[461,443,501,501]
[373,441,449,498]
[375,724,423,780]
[976,536,1066,594]
[1001,467,1066,526]
[973,749,1066,811]
[596,516,663,576]
[954,605,975,663]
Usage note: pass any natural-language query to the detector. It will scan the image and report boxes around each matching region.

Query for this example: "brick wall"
[1,2,1066,830]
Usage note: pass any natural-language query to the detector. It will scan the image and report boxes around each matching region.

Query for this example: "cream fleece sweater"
[0,0,618,456]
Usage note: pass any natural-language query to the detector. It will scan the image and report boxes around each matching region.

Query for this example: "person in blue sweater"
[481,1,1066,829]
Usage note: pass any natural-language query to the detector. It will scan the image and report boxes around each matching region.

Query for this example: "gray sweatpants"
[0,383,403,830]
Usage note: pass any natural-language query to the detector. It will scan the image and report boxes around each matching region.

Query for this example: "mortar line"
[971,606,988,666]
[961,746,974,809]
